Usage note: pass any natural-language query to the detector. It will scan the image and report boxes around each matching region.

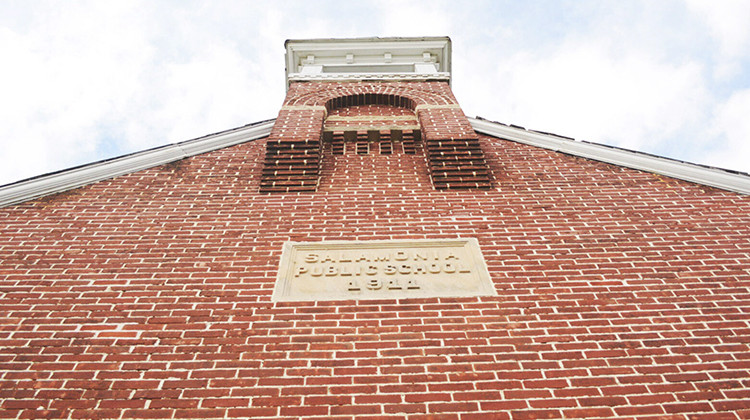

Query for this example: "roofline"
[0,120,274,207]
[284,36,452,88]
[469,117,750,195]
[284,36,452,47]
[2,117,748,208]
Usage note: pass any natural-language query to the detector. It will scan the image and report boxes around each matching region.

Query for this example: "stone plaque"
[272,238,496,302]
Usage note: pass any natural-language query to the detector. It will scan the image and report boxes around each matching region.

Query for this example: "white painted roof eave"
[470,117,750,195]
[0,120,274,208]
[2,117,748,208]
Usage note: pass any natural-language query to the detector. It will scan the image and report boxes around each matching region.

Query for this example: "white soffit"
[285,37,452,88]
[0,120,274,208]
[470,117,750,195]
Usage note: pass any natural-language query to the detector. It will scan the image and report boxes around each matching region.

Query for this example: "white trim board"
[470,117,750,195]
[285,37,452,88]
[0,120,274,208]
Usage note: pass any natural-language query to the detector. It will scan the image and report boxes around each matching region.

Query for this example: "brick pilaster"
[260,81,492,192]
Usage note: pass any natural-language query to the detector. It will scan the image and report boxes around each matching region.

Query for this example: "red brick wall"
[261,81,492,192]
[1,131,750,419]
[324,104,418,131]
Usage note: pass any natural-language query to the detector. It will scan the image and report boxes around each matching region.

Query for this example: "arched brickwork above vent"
[283,81,457,108]
[324,93,417,113]
[260,81,492,193]
[323,104,421,156]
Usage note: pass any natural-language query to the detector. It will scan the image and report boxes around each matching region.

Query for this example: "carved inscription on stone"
[272,239,495,301]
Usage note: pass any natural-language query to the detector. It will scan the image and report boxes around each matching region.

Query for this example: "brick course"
[1,125,750,419]
[260,81,492,192]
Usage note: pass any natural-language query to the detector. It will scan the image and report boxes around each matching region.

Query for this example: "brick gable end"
[1,129,749,419]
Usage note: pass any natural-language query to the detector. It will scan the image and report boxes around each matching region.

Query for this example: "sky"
[1,0,749,186]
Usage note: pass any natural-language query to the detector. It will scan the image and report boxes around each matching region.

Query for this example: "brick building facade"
[1,37,750,419]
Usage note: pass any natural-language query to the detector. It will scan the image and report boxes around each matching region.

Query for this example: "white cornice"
[470,117,750,195]
[0,120,274,208]
[284,37,452,88]
[288,73,451,84]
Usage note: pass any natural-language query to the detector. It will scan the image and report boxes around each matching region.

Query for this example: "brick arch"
[324,93,417,113]
[284,82,457,108]
[260,81,491,193]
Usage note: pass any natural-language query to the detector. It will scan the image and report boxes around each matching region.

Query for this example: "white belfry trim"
[285,37,452,88]
[0,120,274,207]
[470,118,750,195]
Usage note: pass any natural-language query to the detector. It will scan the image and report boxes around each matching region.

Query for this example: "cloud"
[0,1,287,185]
[0,1,154,184]
[482,41,711,157]
[685,0,750,79]
[704,88,750,172]
[1,1,749,187]
[453,1,750,173]
[375,0,453,37]
[685,0,750,57]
